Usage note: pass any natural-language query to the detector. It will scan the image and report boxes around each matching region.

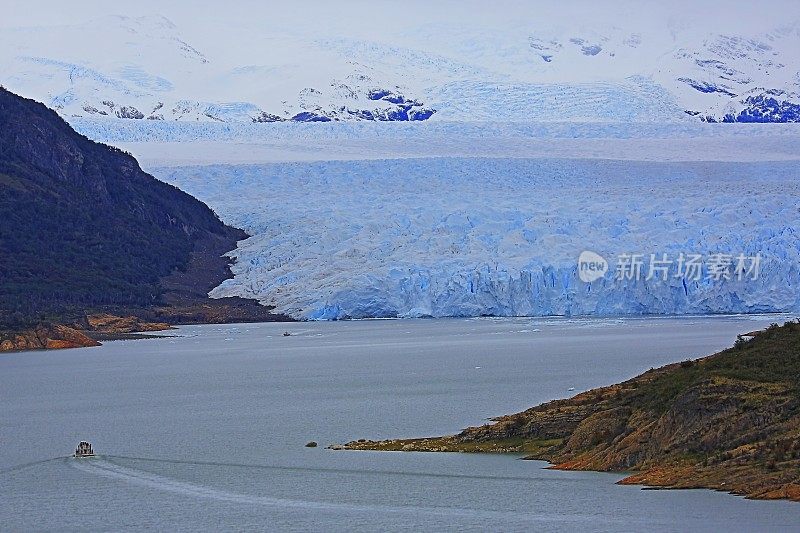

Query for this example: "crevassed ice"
[155,158,800,319]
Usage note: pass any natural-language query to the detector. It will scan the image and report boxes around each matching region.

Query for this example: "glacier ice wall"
[71,118,800,145]
[154,158,800,319]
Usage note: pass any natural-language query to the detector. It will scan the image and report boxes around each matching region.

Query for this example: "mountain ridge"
[1,14,799,124]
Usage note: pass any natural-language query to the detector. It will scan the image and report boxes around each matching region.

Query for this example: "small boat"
[74,441,95,458]
[283,331,291,337]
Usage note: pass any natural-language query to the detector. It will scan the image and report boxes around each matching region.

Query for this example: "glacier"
[68,118,800,165]
[153,158,800,320]
[6,4,798,321]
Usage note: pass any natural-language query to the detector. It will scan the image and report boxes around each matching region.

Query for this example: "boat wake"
[72,458,351,511]
[0,456,66,476]
[99,453,560,483]
[69,457,571,522]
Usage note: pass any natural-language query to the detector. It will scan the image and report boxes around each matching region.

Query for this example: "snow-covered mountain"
[1,11,799,124]
[0,15,436,123]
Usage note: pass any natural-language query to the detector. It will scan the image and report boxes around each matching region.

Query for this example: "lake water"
[2,316,799,532]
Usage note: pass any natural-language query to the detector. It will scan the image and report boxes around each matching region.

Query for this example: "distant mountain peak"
[1,14,799,123]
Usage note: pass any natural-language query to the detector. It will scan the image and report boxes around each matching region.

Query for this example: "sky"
[3,0,798,36]
[4,0,798,72]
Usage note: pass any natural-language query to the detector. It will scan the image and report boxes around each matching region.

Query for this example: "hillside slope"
[342,321,800,502]
[0,87,280,330]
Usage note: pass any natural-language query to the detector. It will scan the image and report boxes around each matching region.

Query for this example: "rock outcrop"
[0,324,100,352]
[85,314,171,334]
[0,313,179,352]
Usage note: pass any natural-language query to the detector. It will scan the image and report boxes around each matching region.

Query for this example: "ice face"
[154,158,800,319]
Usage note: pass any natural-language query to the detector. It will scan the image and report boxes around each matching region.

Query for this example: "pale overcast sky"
[3,0,797,35]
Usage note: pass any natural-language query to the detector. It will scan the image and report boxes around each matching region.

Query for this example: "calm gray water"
[2,316,799,532]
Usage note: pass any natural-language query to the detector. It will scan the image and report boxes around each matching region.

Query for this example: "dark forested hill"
[0,87,266,327]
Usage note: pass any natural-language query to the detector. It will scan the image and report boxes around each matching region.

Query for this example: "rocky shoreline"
[0,313,173,352]
[0,323,101,351]
[0,305,292,353]
[336,322,800,503]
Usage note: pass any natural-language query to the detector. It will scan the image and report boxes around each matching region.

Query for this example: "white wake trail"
[70,458,562,522]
